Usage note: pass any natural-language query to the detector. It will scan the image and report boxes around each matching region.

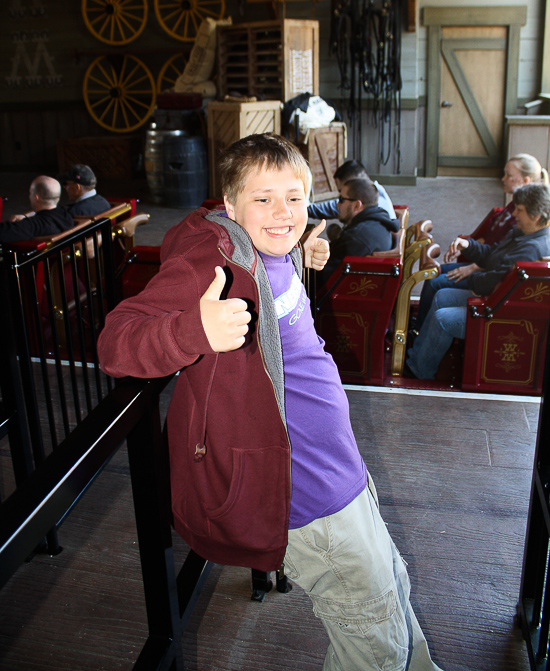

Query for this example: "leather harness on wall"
[330,0,402,172]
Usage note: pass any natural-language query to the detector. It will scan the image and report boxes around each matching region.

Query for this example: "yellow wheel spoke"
[114,57,127,87]
[98,62,116,87]
[87,69,113,87]
[161,8,181,24]
[124,95,152,110]
[124,74,153,89]
[112,99,120,129]
[87,74,112,89]
[196,6,219,18]
[120,99,131,128]
[120,98,142,122]
[119,13,139,31]
[115,15,127,40]
[120,62,141,87]
[97,98,115,122]
[91,13,111,34]
[88,8,110,15]
[190,11,200,33]
[90,94,112,108]
[172,10,186,34]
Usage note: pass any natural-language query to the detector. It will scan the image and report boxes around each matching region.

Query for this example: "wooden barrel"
[162,134,208,208]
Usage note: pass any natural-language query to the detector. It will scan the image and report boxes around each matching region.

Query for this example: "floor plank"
[0,387,538,671]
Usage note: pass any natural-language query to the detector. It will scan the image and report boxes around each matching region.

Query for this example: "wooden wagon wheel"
[156,53,188,93]
[83,55,156,133]
[82,0,148,46]
[154,0,225,42]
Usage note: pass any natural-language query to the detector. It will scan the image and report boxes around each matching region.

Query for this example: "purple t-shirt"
[259,251,367,529]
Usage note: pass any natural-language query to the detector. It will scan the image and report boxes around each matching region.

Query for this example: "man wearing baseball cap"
[59,164,111,217]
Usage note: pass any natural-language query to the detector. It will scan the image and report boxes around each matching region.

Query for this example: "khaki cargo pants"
[284,478,444,671]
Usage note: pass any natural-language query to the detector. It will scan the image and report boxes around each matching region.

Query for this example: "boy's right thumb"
[202,266,226,301]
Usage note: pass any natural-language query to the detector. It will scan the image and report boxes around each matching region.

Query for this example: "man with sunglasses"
[308,159,396,220]
[318,178,400,288]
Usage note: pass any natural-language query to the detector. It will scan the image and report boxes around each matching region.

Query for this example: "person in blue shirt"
[308,159,396,220]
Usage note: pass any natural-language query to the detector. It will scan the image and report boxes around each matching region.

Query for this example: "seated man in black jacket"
[0,175,75,244]
[318,178,399,288]
[59,164,111,217]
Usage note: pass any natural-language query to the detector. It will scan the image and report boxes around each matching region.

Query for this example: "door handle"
[441,100,453,108]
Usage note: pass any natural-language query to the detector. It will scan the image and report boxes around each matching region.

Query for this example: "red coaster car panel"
[315,256,402,386]
[463,261,550,395]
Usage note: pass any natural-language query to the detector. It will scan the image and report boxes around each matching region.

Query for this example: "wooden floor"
[0,383,538,671]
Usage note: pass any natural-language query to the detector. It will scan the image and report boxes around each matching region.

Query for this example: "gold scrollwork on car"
[494,331,525,373]
[348,278,377,296]
[332,323,359,354]
[521,282,550,302]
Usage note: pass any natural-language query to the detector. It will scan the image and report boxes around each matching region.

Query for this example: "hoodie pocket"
[203,445,289,552]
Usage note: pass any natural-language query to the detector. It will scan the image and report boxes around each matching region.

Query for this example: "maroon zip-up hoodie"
[98,208,298,571]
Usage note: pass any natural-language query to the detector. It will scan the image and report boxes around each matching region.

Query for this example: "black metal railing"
[518,320,550,669]
[1,217,117,552]
[0,219,212,670]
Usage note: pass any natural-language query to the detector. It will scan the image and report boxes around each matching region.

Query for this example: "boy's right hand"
[200,266,251,352]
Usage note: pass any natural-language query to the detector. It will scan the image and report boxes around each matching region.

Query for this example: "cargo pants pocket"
[309,589,410,671]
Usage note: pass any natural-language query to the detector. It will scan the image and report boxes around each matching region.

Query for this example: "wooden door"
[423,6,526,178]
[438,26,506,177]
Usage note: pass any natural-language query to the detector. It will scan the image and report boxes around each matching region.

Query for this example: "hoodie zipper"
[217,247,293,451]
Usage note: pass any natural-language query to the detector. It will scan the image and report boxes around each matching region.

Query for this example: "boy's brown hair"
[219,133,310,203]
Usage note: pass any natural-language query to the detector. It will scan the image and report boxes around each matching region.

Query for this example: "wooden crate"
[206,100,282,198]
[217,19,319,102]
[298,123,347,203]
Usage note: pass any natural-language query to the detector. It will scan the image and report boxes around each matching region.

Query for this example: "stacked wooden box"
[298,123,347,202]
[216,19,319,101]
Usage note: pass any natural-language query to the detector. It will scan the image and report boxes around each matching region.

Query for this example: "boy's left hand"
[303,220,330,271]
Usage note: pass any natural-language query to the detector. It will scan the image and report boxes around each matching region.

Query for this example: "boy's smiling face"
[224,165,308,257]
